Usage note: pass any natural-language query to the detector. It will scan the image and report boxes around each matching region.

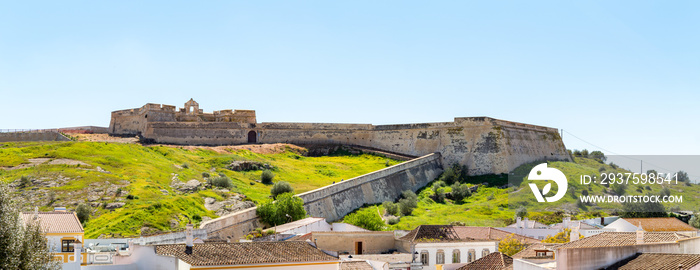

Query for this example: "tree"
[438,164,468,185]
[344,208,385,231]
[398,190,418,216]
[270,181,293,199]
[451,182,471,202]
[543,228,581,243]
[620,201,667,218]
[261,170,275,185]
[498,234,526,256]
[76,203,91,225]
[0,182,60,270]
[382,201,399,216]
[689,215,700,229]
[589,151,606,162]
[677,171,690,183]
[256,193,306,226]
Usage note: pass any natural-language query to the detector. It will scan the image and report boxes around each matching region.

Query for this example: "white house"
[396,225,499,270]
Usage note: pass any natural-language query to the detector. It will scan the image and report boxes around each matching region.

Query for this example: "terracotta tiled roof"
[556,232,688,249]
[340,261,374,270]
[155,241,338,266]
[617,253,700,270]
[20,211,84,234]
[454,227,540,244]
[622,218,698,232]
[511,243,560,259]
[456,252,513,270]
[399,225,464,242]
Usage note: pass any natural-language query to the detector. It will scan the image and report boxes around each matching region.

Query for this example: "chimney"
[563,217,570,229]
[516,217,522,228]
[570,225,580,242]
[600,217,604,225]
[185,223,193,254]
[524,217,530,228]
[74,239,82,264]
[636,223,644,244]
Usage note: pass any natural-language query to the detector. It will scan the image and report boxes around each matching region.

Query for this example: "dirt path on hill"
[173,143,308,155]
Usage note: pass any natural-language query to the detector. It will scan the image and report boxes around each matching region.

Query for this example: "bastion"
[110,99,570,175]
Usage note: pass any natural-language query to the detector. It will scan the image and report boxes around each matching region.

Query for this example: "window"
[62,240,75,252]
[421,251,429,266]
[482,248,490,258]
[452,249,461,263]
[468,249,476,262]
[436,250,445,264]
[536,251,546,257]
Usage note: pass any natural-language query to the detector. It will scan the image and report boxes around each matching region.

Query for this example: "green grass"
[353,156,700,230]
[0,142,399,238]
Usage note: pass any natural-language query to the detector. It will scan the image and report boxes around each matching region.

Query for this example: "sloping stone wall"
[201,153,443,241]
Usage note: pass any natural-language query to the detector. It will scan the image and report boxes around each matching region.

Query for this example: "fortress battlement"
[110,99,570,175]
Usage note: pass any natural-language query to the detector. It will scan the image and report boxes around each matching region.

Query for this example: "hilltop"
[0,141,400,238]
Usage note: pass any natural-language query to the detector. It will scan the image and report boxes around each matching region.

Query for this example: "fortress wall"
[201,153,443,240]
[145,122,252,145]
[109,109,145,135]
[200,207,261,241]
[298,152,443,221]
[0,131,72,142]
[141,117,569,174]
[257,122,373,147]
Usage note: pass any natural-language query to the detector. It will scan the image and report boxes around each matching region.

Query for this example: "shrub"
[270,181,294,199]
[660,187,671,197]
[19,176,32,188]
[438,164,468,185]
[126,194,135,200]
[210,175,234,189]
[598,166,606,172]
[690,215,700,229]
[76,203,91,224]
[202,172,210,178]
[611,183,627,195]
[261,170,274,185]
[344,209,385,231]
[515,206,528,218]
[181,163,189,169]
[382,201,399,216]
[256,193,306,226]
[451,183,471,202]
[387,217,400,225]
[116,188,122,196]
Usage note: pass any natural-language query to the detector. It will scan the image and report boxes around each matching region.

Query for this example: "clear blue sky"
[1,1,698,155]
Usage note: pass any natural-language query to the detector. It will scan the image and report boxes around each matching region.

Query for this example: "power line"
[562,130,700,182]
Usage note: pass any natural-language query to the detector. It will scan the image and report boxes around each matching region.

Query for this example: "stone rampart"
[139,117,568,174]
[0,131,72,142]
[201,153,443,241]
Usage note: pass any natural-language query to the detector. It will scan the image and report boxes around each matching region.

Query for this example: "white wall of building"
[281,220,332,235]
[413,241,497,270]
[113,244,178,270]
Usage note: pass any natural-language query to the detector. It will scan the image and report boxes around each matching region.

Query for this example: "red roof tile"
[556,232,688,249]
[155,241,338,266]
[454,227,540,244]
[20,211,84,234]
[622,218,698,232]
[617,253,700,270]
[456,252,513,270]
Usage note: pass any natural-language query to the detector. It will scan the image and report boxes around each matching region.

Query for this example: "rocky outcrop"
[171,179,203,193]
[226,161,272,171]
[203,196,255,216]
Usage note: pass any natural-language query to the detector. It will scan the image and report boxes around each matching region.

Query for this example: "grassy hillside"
[351,156,700,230]
[0,142,400,238]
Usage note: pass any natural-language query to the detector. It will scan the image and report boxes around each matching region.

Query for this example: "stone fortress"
[110,99,571,239]
[110,99,570,175]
